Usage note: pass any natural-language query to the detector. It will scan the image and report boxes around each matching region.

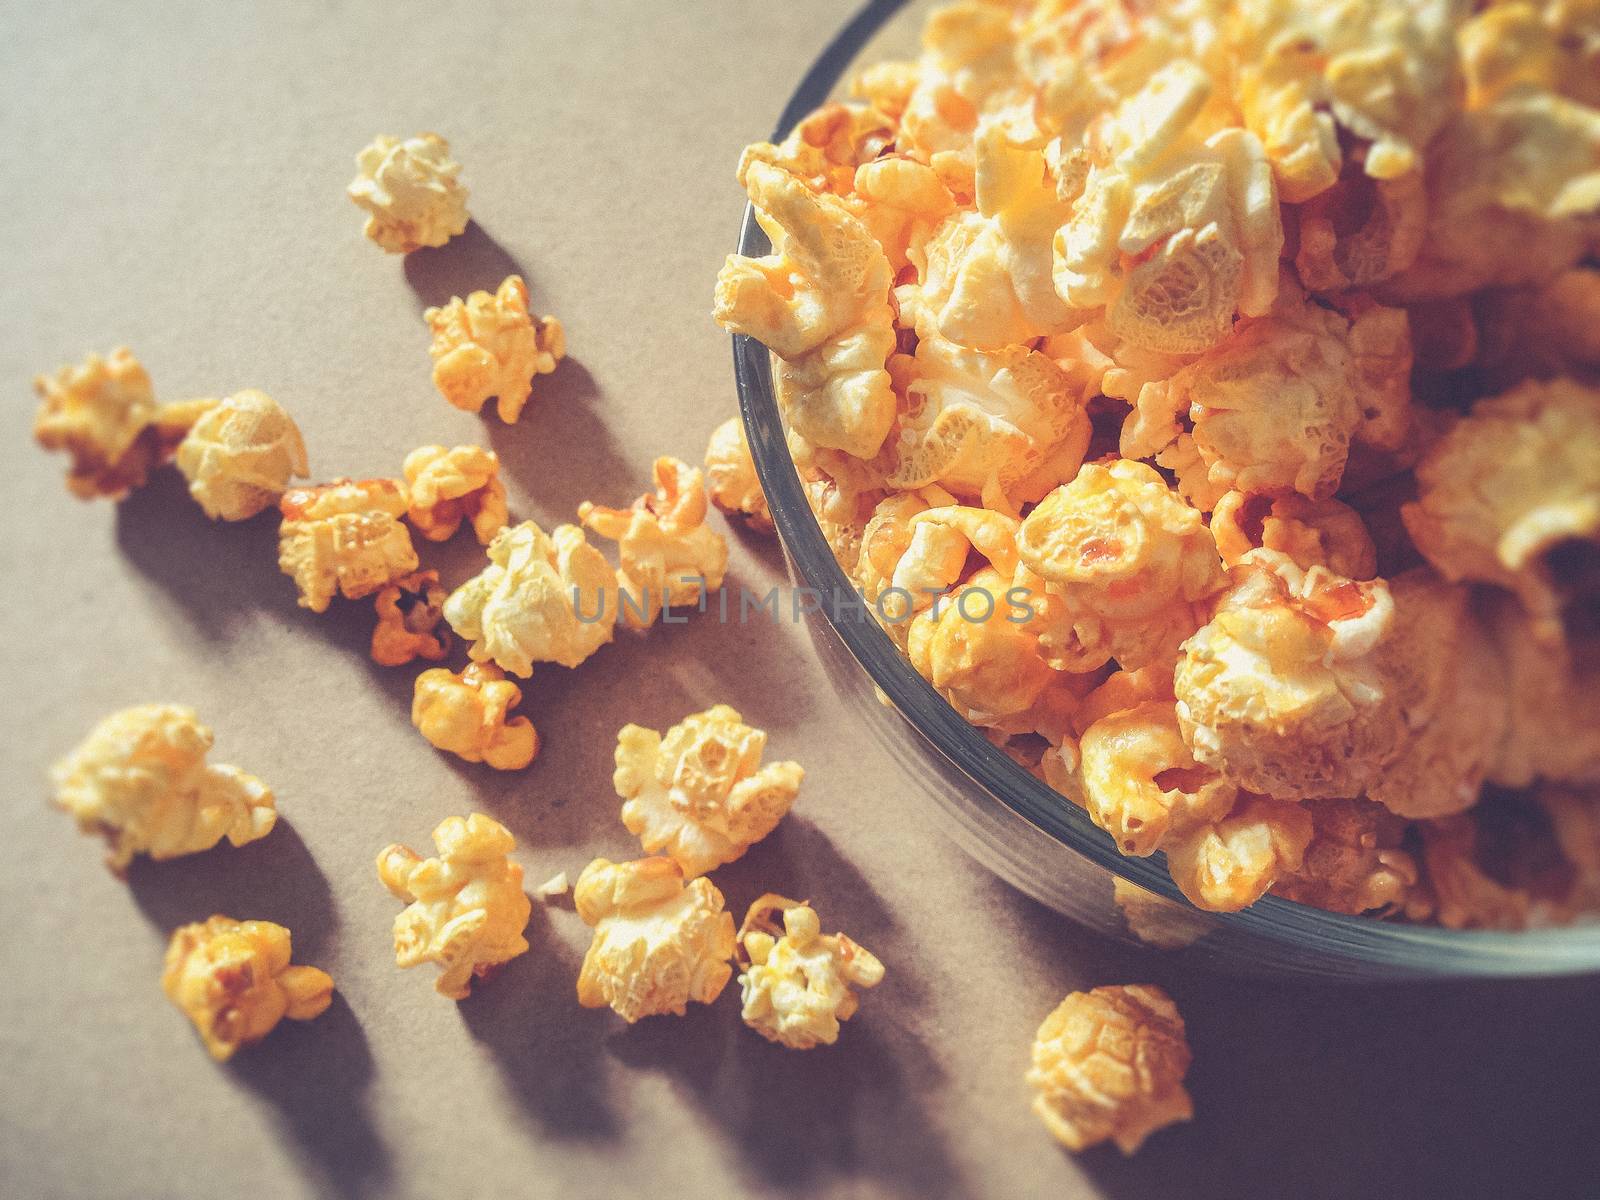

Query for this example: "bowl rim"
[729,0,1600,974]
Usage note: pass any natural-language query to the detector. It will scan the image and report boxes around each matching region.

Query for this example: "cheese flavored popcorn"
[615,705,802,877]
[401,444,509,544]
[425,276,565,423]
[162,917,333,1061]
[411,663,539,771]
[175,390,309,521]
[347,133,469,254]
[574,856,736,1022]
[377,814,532,999]
[736,895,884,1050]
[277,478,419,612]
[51,705,276,873]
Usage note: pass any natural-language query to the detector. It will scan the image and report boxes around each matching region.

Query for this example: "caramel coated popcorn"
[736,895,884,1050]
[425,276,565,423]
[615,705,802,877]
[51,705,276,873]
[377,814,532,998]
[704,416,773,531]
[175,390,309,521]
[412,662,539,771]
[162,917,332,1060]
[1027,985,1193,1154]
[347,132,469,254]
[574,856,735,1022]
[370,570,450,667]
[402,444,509,544]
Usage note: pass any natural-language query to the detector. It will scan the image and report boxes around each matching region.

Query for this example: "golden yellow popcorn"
[854,487,961,628]
[51,705,276,874]
[739,101,896,199]
[1111,878,1210,951]
[443,519,617,674]
[401,444,508,544]
[574,856,736,1022]
[175,390,309,521]
[1459,0,1600,111]
[1165,795,1315,912]
[1027,984,1193,1155]
[162,916,332,1061]
[347,132,469,254]
[277,478,419,613]
[615,705,802,877]
[370,570,450,667]
[735,895,884,1050]
[1210,492,1377,580]
[1293,166,1427,292]
[1403,379,1600,643]
[1016,460,1226,673]
[377,814,532,998]
[1273,798,1419,916]
[578,457,729,629]
[33,348,211,500]
[425,275,565,423]
[411,662,539,771]
[714,157,897,460]
[850,154,958,272]
[704,416,773,532]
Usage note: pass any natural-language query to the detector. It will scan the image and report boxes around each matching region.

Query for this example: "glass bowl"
[728,0,1600,980]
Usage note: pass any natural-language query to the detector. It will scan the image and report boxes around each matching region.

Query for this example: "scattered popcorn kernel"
[536,871,570,899]
[411,662,539,771]
[1273,798,1419,915]
[615,705,803,877]
[1166,795,1315,912]
[51,705,276,874]
[162,916,332,1061]
[578,457,729,629]
[377,814,531,998]
[574,856,735,1022]
[1111,878,1210,951]
[277,478,418,613]
[175,390,308,521]
[443,519,616,674]
[370,570,450,667]
[1211,492,1377,580]
[33,348,209,499]
[425,276,565,423]
[401,444,508,544]
[347,132,468,254]
[1027,984,1193,1155]
[704,416,773,532]
[736,895,884,1050]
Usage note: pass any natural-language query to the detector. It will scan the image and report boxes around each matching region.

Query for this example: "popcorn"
[1539,784,1600,915]
[1484,592,1600,788]
[377,814,532,998]
[1273,798,1419,915]
[277,478,419,612]
[1165,795,1314,911]
[51,705,276,873]
[578,457,729,629]
[174,390,308,521]
[1403,379,1600,643]
[1293,166,1427,292]
[401,444,508,544]
[425,276,565,423]
[347,132,468,254]
[574,856,735,1022]
[1111,878,1210,950]
[704,416,773,532]
[1016,460,1226,673]
[1459,0,1600,110]
[370,570,450,667]
[162,917,332,1061]
[615,705,802,877]
[444,519,616,674]
[1210,492,1377,579]
[850,154,959,272]
[1421,816,1535,931]
[33,348,211,499]
[739,102,897,200]
[736,895,884,1050]
[411,663,539,771]
[1027,984,1193,1154]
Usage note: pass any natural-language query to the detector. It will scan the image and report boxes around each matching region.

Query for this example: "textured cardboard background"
[3,2,1598,1197]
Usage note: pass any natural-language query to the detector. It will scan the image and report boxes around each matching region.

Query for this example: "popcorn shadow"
[401,221,529,312]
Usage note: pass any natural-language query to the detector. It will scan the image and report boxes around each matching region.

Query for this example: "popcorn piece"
[1027,985,1193,1154]
[347,132,468,253]
[850,154,959,272]
[1403,379,1600,643]
[578,457,729,629]
[1017,460,1226,673]
[1293,165,1427,292]
[411,662,538,771]
[714,157,897,460]
[444,519,616,674]
[425,276,565,423]
[51,705,276,874]
[1485,592,1600,788]
[370,570,450,667]
[704,417,773,532]
[175,390,308,521]
[1272,798,1419,915]
[1165,795,1315,911]
[33,348,211,499]
[1539,784,1600,915]
[1459,0,1600,110]
[401,444,508,544]
[574,856,735,1022]
[616,705,802,877]
[854,487,961,629]
[1421,816,1534,931]
[162,916,332,1061]
[277,478,418,613]
[1211,492,1377,580]
[739,102,897,200]
[736,895,884,1050]
[377,814,532,998]
[1111,878,1210,951]
[1174,550,1400,800]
